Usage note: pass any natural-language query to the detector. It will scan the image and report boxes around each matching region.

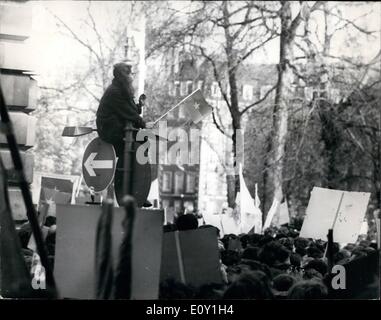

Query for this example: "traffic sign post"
[82,138,117,193]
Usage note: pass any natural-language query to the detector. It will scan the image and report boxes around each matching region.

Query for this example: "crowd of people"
[16,210,379,300]
[160,213,379,300]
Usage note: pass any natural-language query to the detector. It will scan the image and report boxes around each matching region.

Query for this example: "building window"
[174,81,180,96]
[185,172,196,193]
[174,171,184,194]
[211,81,221,98]
[197,80,203,90]
[162,171,172,192]
[242,85,253,100]
[186,80,193,95]
[180,81,187,96]
[178,105,186,119]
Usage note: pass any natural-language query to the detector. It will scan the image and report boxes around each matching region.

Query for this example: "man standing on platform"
[96,62,152,206]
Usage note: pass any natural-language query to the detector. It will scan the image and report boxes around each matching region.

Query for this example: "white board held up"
[299,187,370,244]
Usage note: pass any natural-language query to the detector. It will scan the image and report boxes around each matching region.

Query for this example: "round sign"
[82,137,117,192]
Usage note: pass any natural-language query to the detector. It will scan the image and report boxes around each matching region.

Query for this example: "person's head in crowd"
[223,271,274,299]
[163,223,177,233]
[288,279,328,299]
[350,247,368,260]
[275,226,290,239]
[263,226,278,238]
[241,247,260,261]
[362,246,375,254]
[273,274,297,296]
[175,214,198,231]
[334,249,351,264]
[278,237,294,252]
[343,243,355,252]
[306,244,323,259]
[303,268,323,281]
[290,253,302,268]
[239,260,273,280]
[359,240,371,248]
[44,216,56,227]
[195,283,226,299]
[258,241,290,268]
[221,250,240,267]
[314,239,327,252]
[248,234,264,247]
[239,234,250,249]
[294,237,310,256]
[258,234,275,247]
[226,264,251,283]
[221,234,238,248]
[303,259,328,277]
[159,279,195,299]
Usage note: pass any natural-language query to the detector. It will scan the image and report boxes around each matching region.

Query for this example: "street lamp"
[61,126,96,137]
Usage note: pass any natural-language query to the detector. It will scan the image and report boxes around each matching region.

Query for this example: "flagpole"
[153,89,200,126]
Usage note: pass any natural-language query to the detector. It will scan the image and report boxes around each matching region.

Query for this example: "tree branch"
[240,84,277,115]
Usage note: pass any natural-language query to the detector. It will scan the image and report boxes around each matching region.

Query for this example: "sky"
[23,1,381,87]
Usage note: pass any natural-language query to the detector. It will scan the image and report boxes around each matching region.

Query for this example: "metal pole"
[123,122,137,197]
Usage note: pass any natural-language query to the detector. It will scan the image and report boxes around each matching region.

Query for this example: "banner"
[154,89,213,126]
[273,201,290,227]
[263,198,280,231]
[237,165,263,234]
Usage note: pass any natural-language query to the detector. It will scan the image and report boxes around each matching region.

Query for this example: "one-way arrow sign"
[82,138,116,192]
[84,152,113,177]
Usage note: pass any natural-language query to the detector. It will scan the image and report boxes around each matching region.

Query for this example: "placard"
[160,228,222,287]
[54,205,164,299]
[300,187,370,243]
